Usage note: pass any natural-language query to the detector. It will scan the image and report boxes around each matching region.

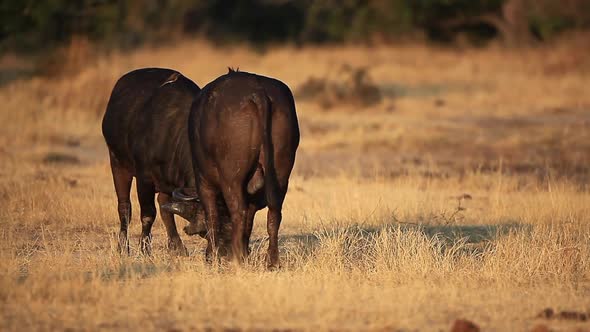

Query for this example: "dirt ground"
[1,36,589,331]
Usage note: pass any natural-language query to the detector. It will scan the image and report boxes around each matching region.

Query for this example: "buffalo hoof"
[266,250,281,270]
[205,245,227,265]
[118,244,130,256]
[266,256,281,271]
[205,248,218,265]
[118,232,130,256]
[139,236,152,256]
[168,239,189,256]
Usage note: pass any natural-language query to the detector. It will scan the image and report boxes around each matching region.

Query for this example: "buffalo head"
[160,188,207,237]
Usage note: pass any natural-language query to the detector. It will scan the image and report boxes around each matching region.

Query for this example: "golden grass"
[1,36,590,331]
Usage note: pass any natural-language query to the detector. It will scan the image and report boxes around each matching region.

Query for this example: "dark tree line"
[2,0,589,53]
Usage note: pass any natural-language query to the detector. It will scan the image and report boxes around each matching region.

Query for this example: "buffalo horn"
[172,188,199,202]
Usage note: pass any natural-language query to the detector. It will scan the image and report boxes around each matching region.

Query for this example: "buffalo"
[173,69,300,268]
[102,67,207,255]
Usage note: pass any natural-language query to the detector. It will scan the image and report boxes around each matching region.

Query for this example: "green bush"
[1,0,588,53]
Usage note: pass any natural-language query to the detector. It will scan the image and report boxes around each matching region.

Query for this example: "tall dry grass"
[1,36,590,331]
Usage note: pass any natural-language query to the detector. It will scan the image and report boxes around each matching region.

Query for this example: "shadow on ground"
[251,221,530,262]
[0,68,36,87]
[379,81,489,99]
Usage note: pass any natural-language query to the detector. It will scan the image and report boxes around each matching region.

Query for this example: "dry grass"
[1,36,590,331]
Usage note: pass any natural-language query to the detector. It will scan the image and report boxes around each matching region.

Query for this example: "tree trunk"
[438,0,536,47]
[501,0,535,46]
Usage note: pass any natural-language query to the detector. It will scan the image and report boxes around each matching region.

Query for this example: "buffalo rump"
[182,69,300,267]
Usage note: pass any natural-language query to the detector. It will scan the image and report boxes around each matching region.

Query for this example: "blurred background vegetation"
[2,0,590,54]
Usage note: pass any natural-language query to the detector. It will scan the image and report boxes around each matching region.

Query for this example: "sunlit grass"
[1,36,590,330]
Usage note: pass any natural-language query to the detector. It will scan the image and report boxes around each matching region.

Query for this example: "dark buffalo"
[102,67,207,255]
[177,69,300,268]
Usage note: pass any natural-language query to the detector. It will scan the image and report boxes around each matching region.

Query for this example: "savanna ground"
[1,35,590,331]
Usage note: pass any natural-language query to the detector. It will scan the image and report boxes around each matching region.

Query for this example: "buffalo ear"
[172,188,200,202]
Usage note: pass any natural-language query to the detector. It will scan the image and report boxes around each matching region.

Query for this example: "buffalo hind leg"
[109,156,133,255]
[243,204,257,258]
[221,183,248,264]
[157,193,188,256]
[266,186,286,269]
[198,182,221,263]
[137,181,156,256]
[267,206,282,269]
